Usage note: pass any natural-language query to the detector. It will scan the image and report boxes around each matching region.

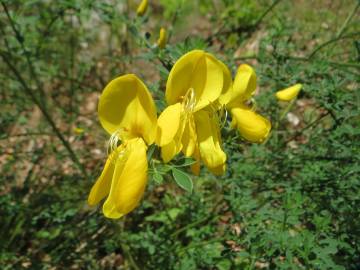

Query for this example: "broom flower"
[220,64,271,143]
[275,83,302,101]
[88,74,157,219]
[156,50,230,175]
[157,27,167,49]
[136,0,148,16]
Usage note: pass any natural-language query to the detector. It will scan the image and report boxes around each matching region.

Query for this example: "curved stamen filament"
[107,129,121,156]
[219,105,228,129]
[248,98,257,111]
[107,129,128,165]
[183,87,196,113]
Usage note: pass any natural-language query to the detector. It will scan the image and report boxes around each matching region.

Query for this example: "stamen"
[219,106,228,129]
[183,88,196,113]
[106,128,127,165]
[106,128,123,156]
[248,98,257,111]
[110,147,126,165]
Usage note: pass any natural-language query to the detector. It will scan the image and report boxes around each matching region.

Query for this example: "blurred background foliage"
[0,0,359,269]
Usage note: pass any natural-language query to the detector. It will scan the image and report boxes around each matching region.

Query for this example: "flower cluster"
[88,50,277,219]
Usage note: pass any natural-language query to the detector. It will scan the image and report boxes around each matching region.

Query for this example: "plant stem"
[1,1,46,106]
[336,1,359,38]
[308,32,360,59]
[253,0,283,28]
[0,51,88,178]
[279,98,296,123]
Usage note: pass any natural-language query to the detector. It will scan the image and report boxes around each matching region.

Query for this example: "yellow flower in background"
[136,0,148,16]
[157,27,167,49]
[275,83,302,101]
[220,64,271,143]
[88,74,157,219]
[156,50,230,175]
[73,127,84,135]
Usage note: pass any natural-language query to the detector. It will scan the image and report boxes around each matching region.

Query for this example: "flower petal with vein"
[88,74,157,219]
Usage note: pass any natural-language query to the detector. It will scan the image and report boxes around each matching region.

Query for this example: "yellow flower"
[88,74,157,219]
[156,50,230,175]
[157,27,167,49]
[230,105,271,143]
[275,83,302,101]
[73,127,84,135]
[220,64,271,143]
[136,0,148,16]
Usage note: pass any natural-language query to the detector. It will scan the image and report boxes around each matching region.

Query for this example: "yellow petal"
[160,111,188,163]
[190,144,201,176]
[157,27,167,49]
[275,84,302,101]
[166,50,224,111]
[231,106,271,143]
[103,138,148,219]
[87,155,114,206]
[227,64,256,107]
[181,114,197,157]
[161,141,178,163]
[88,144,126,206]
[156,103,182,146]
[98,74,157,145]
[194,110,227,173]
[218,60,234,106]
[136,0,148,16]
[73,127,84,135]
[209,163,226,176]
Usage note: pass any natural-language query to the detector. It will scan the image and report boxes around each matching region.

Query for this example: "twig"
[0,132,54,140]
[1,1,46,105]
[284,112,330,144]
[308,32,360,59]
[36,8,65,55]
[120,242,141,270]
[171,215,219,238]
[206,0,282,44]
[336,1,360,38]
[253,0,282,28]
[0,50,88,178]
[176,237,224,254]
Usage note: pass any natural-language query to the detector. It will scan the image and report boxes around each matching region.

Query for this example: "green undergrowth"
[0,0,359,269]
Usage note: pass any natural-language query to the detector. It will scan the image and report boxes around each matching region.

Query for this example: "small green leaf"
[152,172,163,184]
[171,168,193,193]
[146,144,156,161]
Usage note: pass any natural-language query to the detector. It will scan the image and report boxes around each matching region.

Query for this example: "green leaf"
[152,172,163,184]
[171,168,193,193]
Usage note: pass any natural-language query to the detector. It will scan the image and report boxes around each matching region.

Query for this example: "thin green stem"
[120,243,141,270]
[0,50,87,178]
[253,0,283,28]
[206,0,282,44]
[279,99,296,123]
[263,99,296,145]
[171,215,218,238]
[336,1,359,38]
[284,112,330,144]
[176,237,224,254]
[308,32,360,59]
[1,1,46,106]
